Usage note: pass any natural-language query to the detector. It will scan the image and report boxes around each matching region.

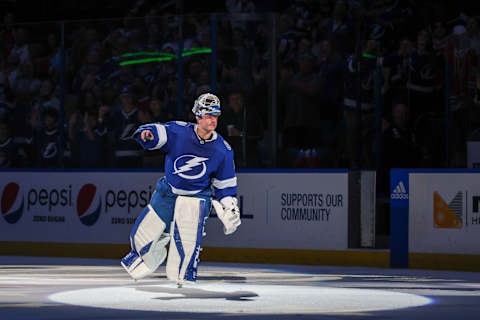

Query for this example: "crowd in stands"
[0,0,479,172]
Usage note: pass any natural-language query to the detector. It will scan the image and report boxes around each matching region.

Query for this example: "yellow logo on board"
[433,191,463,229]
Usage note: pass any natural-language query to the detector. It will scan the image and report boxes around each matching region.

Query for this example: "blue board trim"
[390,169,410,268]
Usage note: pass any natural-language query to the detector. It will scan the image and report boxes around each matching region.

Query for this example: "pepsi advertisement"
[0,172,158,243]
[1,171,348,250]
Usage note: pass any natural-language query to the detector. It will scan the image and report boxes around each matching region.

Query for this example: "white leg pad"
[166,196,207,284]
[121,204,168,279]
[142,233,170,271]
[132,204,167,258]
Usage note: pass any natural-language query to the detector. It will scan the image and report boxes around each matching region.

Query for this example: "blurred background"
[1,0,480,249]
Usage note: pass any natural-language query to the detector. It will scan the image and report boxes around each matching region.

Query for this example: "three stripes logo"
[391,181,408,200]
[433,191,463,229]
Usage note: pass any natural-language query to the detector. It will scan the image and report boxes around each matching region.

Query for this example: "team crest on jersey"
[173,155,209,179]
[42,142,58,159]
[420,65,434,80]
[120,124,136,141]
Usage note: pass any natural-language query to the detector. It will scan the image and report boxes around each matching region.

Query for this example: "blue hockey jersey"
[133,121,237,200]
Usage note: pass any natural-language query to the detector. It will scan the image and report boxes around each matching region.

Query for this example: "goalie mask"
[192,93,221,118]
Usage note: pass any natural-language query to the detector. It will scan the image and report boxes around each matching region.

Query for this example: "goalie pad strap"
[121,250,154,280]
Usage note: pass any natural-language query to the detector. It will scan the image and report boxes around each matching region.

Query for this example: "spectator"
[219,88,263,168]
[68,91,111,168]
[383,100,419,169]
[443,21,479,166]
[1,12,16,61]
[139,97,173,124]
[322,0,353,57]
[466,17,480,55]
[225,0,256,31]
[432,21,449,54]
[0,71,8,105]
[225,0,256,14]
[110,85,142,168]
[3,53,20,91]
[343,39,379,168]
[46,32,60,63]
[9,27,31,65]
[278,14,298,64]
[77,108,111,168]
[3,97,35,167]
[219,50,249,92]
[281,53,321,167]
[406,29,443,122]
[35,107,62,168]
[382,36,413,102]
[314,39,344,166]
[0,120,16,167]
[297,36,312,57]
[31,79,60,130]
[9,61,40,99]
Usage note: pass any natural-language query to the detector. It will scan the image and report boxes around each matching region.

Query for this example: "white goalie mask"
[192,93,221,118]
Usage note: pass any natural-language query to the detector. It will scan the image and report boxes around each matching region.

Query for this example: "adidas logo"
[391,181,408,199]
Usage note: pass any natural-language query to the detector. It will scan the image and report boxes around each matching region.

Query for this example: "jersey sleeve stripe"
[213,186,237,200]
[212,177,237,189]
[153,124,167,150]
[169,183,202,195]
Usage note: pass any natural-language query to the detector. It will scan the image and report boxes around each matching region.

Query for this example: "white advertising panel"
[204,172,349,250]
[0,171,160,244]
[1,171,349,250]
[409,173,480,254]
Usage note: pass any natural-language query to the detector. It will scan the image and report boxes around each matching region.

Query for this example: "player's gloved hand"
[212,196,241,235]
[133,124,159,149]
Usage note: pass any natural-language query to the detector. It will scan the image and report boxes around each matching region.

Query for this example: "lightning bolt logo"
[173,155,209,180]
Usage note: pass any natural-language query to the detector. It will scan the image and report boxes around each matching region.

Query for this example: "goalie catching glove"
[212,196,241,235]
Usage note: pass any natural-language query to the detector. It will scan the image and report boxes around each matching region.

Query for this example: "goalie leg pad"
[166,196,209,284]
[121,250,153,280]
[122,204,168,279]
[130,204,167,254]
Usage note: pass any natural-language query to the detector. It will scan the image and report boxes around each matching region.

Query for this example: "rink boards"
[0,170,390,267]
[3,169,479,271]
[391,169,480,271]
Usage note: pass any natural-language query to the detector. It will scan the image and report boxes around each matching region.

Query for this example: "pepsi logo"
[1,182,24,224]
[77,184,102,226]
